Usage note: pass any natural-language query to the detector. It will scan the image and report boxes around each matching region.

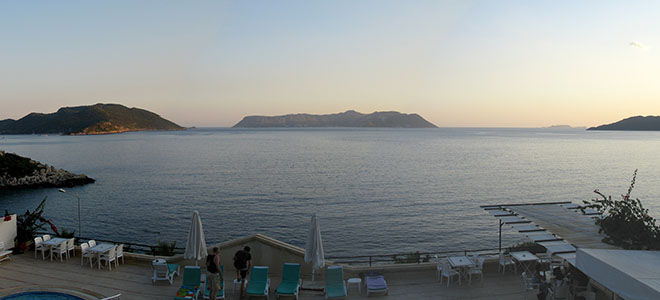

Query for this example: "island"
[0,103,184,135]
[588,116,660,131]
[0,151,95,189]
[233,110,437,128]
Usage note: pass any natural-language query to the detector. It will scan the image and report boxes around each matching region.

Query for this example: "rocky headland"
[0,103,184,135]
[588,116,660,131]
[0,151,95,189]
[233,110,438,128]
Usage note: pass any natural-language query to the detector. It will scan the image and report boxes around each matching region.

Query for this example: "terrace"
[0,235,530,300]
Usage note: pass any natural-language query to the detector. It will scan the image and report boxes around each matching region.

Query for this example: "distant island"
[233,110,437,128]
[0,103,184,135]
[543,125,586,129]
[0,151,94,189]
[588,116,660,131]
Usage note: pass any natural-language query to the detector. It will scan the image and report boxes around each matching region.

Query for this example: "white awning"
[557,253,576,265]
[499,216,529,224]
[510,224,543,232]
[576,248,660,300]
[544,243,576,255]
[525,233,560,242]
[489,210,515,217]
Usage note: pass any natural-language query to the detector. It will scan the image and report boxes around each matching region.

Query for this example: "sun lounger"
[152,259,180,284]
[365,274,389,297]
[175,266,202,300]
[203,266,225,299]
[325,266,347,299]
[246,266,270,299]
[276,263,301,300]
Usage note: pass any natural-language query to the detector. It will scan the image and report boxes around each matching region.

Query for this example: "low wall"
[0,215,17,250]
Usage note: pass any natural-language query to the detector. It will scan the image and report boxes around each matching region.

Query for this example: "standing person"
[233,246,252,299]
[206,247,223,300]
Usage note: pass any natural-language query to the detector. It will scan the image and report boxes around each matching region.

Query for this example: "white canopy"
[576,248,660,300]
[184,211,208,264]
[304,213,324,281]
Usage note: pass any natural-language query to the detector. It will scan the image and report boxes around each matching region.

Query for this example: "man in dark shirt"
[233,246,252,299]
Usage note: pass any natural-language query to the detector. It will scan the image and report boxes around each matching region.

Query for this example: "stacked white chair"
[499,252,516,273]
[468,257,485,284]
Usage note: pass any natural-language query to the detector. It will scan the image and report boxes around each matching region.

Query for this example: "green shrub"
[392,251,431,264]
[583,169,660,250]
[151,240,177,256]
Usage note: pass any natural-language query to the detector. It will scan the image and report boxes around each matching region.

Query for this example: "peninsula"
[0,151,95,189]
[588,116,660,131]
[233,110,437,128]
[0,103,184,135]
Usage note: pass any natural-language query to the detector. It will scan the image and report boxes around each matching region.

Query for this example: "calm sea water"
[1,128,660,257]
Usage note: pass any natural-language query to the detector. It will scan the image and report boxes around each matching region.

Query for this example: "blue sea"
[2,128,660,257]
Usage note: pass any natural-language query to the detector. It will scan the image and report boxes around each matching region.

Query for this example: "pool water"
[0,292,85,300]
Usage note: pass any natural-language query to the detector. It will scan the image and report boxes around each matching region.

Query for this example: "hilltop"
[588,116,660,131]
[233,110,437,128]
[0,103,184,135]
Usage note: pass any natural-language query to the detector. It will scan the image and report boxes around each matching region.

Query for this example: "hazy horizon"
[2,1,660,127]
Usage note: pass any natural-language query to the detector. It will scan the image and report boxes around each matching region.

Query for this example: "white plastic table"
[448,256,474,280]
[510,251,538,274]
[41,237,68,261]
[347,278,362,294]
[88,243,115,269]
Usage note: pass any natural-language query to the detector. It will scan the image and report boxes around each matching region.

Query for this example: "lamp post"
[58,188,81,237]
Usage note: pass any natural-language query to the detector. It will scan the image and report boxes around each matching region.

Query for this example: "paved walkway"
[0,252,530,299]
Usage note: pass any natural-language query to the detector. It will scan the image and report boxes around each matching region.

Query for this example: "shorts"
[239,269,248,279]
[207,272,221,290]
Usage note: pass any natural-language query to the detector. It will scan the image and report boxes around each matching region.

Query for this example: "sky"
[1,0,660,127]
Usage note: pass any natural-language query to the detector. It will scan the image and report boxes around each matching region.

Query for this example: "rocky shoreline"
[0,151,95,189]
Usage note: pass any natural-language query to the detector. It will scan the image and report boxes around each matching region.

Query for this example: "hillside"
[0,151,94,189]
[0,103,184,135]
[588,116,660,131]
[233,110,437,128]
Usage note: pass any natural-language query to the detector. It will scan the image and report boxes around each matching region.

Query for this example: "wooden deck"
[0,252,531,299]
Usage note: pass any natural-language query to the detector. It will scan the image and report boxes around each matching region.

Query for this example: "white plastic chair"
[499,252,516,273]
[116,244,125,265]
[80,243,95,268]
[434,255,444,281]
[99,245,117,270]
[522,272,540,300]
[468,257,484,284]
[440,261,461,287]
[51,241,68,262]
[42,234,51,241]
[88,240,96,247]
[34,237,47,260]
[66,238,75,258]
[152,261,176,284]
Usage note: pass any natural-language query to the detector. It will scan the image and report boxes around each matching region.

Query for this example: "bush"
[151,239,177,256]
[582,169,660,250]
[508,241,546,254]
[57,228,76,238]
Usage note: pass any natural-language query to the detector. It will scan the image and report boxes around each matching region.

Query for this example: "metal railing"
[326,245,540,266]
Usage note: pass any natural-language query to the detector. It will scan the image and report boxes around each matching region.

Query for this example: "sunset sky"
[2,1,659,127]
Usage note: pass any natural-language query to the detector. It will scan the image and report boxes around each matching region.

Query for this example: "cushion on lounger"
[365,275,387,290]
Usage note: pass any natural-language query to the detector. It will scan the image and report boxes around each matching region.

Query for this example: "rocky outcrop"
[0,151,95,189]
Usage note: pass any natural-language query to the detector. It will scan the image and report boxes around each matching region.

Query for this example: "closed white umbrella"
[304,213,325,281]
[184,210,207,265]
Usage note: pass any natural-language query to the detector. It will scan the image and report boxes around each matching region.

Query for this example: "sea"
[1,127,660,257]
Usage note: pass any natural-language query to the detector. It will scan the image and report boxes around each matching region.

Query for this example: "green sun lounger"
[203,266,225,299]
[276,263,301,299]
[175,266,202,300]
[325,266,347,299]
[246,266,270,298]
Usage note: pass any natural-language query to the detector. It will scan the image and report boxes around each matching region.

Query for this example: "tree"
[582,169,660,250]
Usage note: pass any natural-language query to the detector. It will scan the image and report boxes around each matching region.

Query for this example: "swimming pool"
[0,292,85,300]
